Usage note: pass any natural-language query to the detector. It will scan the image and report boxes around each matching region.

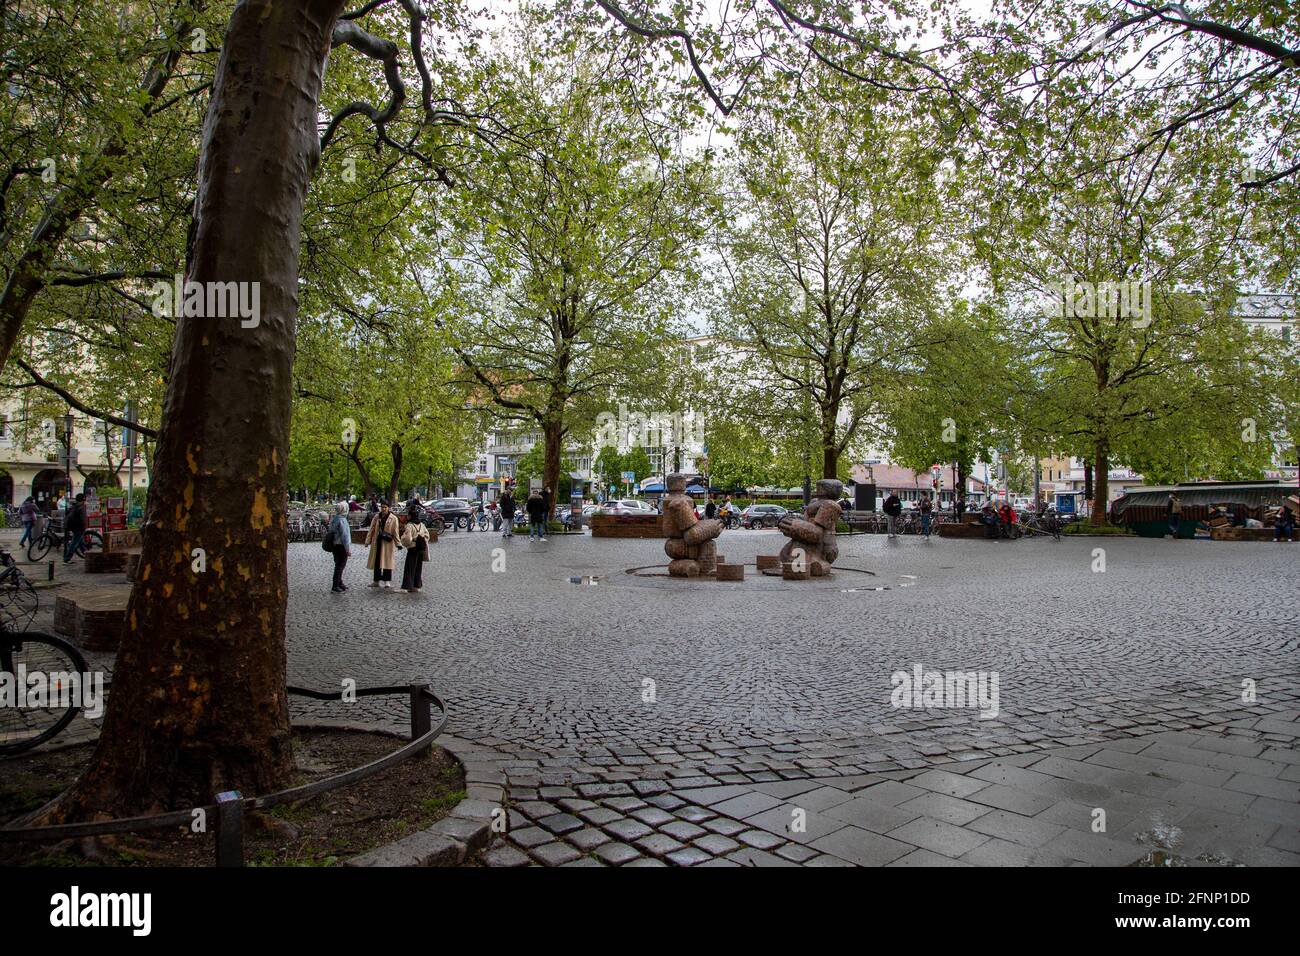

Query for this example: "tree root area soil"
[0,729,466,866]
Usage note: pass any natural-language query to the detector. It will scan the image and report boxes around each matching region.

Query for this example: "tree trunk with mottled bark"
[45,0,345,820]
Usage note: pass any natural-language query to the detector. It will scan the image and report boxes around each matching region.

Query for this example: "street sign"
[621,470,635,483]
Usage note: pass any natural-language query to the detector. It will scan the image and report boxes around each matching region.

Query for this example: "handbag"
[378,516,394,543]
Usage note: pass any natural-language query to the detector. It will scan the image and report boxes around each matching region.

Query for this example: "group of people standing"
[326,499,430,594]
[495,483,552,540]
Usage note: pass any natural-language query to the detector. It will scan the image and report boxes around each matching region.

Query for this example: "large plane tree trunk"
[46,0,345,820]
[542,421,563,518]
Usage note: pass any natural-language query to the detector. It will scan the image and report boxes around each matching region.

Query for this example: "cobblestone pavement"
[283,530,1299,866]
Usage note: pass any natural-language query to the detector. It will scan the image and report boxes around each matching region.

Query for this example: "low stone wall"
[84,551,129,574]
[937,521,987,539]
[1211,526,1282,542]
[589,514,666,539]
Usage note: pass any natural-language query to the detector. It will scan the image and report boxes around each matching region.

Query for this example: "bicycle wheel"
[0,631,87,755]
[79,530,104,555]
[27,532,52,563]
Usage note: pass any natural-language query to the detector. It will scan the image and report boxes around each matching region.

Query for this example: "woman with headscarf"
[365,499,400,588]
[399,507,430,593]
[328,500,352,593]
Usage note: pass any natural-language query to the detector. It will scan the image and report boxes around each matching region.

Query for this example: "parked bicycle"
[26,517,103,562]
[1020,511,1063,541]
[0,555,87,755]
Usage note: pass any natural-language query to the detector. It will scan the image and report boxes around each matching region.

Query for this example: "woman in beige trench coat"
[365,500,400,588]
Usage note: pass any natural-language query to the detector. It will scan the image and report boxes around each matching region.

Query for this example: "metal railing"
[0,683,448,866]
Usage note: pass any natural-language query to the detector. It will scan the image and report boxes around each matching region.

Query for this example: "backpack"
[322,521,336,551]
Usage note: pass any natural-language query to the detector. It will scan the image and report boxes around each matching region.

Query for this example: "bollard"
[48,561,54,581]
[409,683,431,741]
[214,791,244,867]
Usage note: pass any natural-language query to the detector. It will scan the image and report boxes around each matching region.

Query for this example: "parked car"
[601,499,657,515]
[741,504,788,529]
[427,497,474,530]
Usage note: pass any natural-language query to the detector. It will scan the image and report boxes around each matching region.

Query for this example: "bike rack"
[0,683,448,867]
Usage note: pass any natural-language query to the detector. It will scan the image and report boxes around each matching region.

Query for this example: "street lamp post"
[62,412,74,500]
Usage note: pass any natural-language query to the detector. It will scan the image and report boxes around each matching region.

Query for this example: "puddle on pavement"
[568,575,603,585]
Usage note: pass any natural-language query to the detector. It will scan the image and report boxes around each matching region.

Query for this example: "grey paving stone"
[810,825,913,866]
[960,837,1071,867]
[645,794,687,810]
[509,826,553,849]
[908,768,990,799]
[885,817,989,859]
[1162,780,1257,815]
[660,820,707,842]
[567,827,612,852]
[636,832,688,857]
[530,842,582,866]
[673,804,716,823]
[594,842,642,865]
[702,816,748,836]
[737,828,786,850]
[726,847,801,866]
[603,818,654,842]
[743,805,848,844]
[1239,795,1300,828]
[750,779,828,798]
[537,812,584,835]
[482,843,531,868]
[693,833,741,855]
[711,791,785,819]
[666,846,714,866]
[895,791,991,827]
[1039,828,1146,866]
[1223,772,1300,802]
[887,848,973,867]
[967,809,1065,848]
[775,843,820,863]
[804,853,856,867]
[577,806,622,826]
[966,783,1057,816]
[624,857,668,867]
[630,806,677,827]
[823,794,922,833]
[604,796,648,812]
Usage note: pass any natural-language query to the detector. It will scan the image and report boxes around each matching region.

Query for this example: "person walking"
[328,501,351,593]
[705,496,717,520]
[883,492,902,538]
[525,489,546,540]
[499,487,516,538]
[541,486,552,538]
[1167,493,1182,539]
[17,496,37,549]
[365,500,399,587]
[955,494,966,523]
[62,493,87,562]
[919,493,933,538]
[1275,504,1295,543]
[399,515,429,592]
